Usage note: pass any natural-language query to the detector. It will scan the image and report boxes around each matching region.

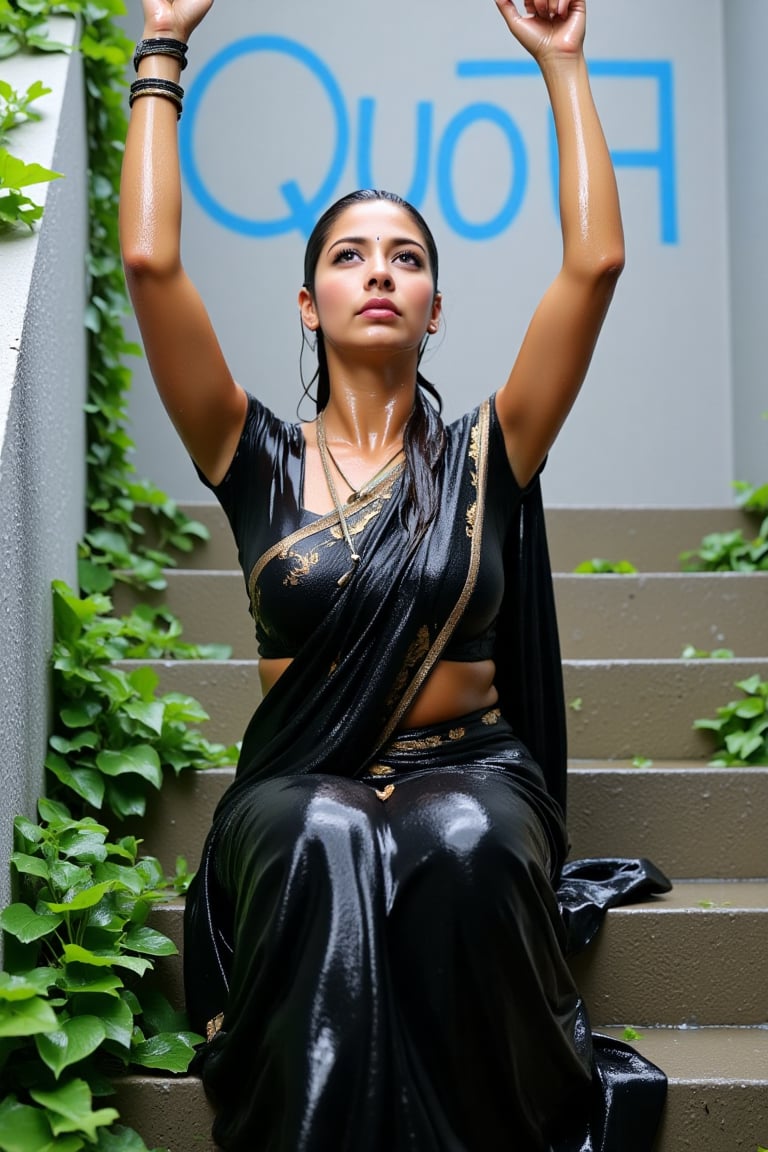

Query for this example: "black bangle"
[129,77,185,120]
[133,37,188,72]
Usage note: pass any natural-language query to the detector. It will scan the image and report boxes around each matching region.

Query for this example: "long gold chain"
[316,410,404,588]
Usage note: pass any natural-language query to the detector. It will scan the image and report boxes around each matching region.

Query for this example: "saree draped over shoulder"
[184,394,670,1152]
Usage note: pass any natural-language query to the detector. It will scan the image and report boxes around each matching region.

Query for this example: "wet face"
[299,201,441,359]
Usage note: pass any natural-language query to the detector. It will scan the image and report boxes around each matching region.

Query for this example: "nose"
[367,249,393,290]
[367,270,394,290]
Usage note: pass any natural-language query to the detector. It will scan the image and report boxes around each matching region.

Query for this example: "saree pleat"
[185,395,670,1151]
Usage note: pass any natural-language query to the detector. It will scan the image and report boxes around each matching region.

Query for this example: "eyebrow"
[327,235,428,254]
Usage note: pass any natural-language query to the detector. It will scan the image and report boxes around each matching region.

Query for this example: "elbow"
[121,245,181,283]
[578,247,625,304]
[593,244,626,285]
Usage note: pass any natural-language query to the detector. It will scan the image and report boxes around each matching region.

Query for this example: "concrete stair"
[111,506,768,1152]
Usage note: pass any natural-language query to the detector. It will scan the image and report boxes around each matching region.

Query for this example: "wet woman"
[120,1,669,1149]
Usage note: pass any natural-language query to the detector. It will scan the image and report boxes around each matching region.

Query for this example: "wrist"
[537,49,587,83]
[141,24,190,44]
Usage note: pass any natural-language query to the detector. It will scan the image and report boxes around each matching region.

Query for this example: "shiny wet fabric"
[189,714,670,1151]
[185,395,670,1149]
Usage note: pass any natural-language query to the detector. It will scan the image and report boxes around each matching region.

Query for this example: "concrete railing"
[0,17,88,915]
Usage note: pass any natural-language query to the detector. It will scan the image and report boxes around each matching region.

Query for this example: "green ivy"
[681,473,768,573]
[0,76,61,228]
[0,3,232,1146]
[47,581,237,820]
[573,558,638,574]
[733,479,768,515]
[681,645,735,660]
[680,522,768,573]
[694,675,768,766]
[0,797,200,1152]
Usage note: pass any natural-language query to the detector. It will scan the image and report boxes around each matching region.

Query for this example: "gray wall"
[0,20,88,913]
[724,7,768,489]
[122,0,764,507]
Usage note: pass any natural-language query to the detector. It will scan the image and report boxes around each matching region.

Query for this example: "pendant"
[337,553,361,588]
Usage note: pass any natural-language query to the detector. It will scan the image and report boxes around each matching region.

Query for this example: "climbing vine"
[0,3,229,1149]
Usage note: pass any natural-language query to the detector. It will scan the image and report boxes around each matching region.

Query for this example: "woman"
[120,1,670,1149]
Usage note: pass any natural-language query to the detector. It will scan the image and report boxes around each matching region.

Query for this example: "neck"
[321,355,418,451]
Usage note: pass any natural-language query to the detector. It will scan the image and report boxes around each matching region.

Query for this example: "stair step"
[146,881,768,1027]
[545,506,761,574]
[118,656,768,761]
[111,1026,768,1152]
[567,762,768,878]
[151,503,760,576]
[113,504,767,1152]
[568,879,768,1026]
[111,571,768,660]
[132,762,768,881]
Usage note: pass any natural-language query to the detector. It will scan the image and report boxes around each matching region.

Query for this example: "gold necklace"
[316,410,404,587]
[324,440,404,505]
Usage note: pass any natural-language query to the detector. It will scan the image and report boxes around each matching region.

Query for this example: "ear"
[298,285,319,331]
[427,292,443,334]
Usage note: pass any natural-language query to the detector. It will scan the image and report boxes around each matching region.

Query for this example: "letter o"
[437,103,527,240]
[179,37,349,238]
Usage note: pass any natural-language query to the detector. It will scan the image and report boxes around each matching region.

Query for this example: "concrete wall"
[121,0,766,507]
[0,18,88,913]
[724,8,768,490]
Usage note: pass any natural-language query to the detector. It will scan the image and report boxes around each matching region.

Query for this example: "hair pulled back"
[302,189,446,543]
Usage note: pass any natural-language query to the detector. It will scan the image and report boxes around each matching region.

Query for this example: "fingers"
[523,0,571,18]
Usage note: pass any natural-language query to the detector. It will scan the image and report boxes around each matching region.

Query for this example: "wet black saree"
[184,393,670,1151]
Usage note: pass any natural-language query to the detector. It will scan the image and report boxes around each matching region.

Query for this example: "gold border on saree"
[376,399,491,746]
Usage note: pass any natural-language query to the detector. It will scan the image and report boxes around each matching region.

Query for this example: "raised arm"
[492,0,625,487]
[119,0,247,484]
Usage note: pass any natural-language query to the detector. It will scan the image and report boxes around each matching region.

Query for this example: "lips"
[359,298,400,317]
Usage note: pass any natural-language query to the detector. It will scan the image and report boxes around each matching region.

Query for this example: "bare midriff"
[258,657,499,730]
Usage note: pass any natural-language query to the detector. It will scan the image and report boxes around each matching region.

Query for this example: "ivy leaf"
[0,1097,60,1152]
[59,968,123,997]
[95,745,162,788]
[0,903,63,943]
[123,925,178,957]
[72,993,134,1050]
[0,995,59,1037]
[10,851,50,880]
[103,778,149,821]
[0,969,58,1001]
[130,1031,199,1073]
[35,1015,107,1078]
[45,880,115,913]
[94,1123,159,1152]
[61,945,152,978]
[123,699,165,735]
[30,1078,119,1141]
[0,145,62,188]
[37,796,72,824]
[45,752,105,809]
[92,860,144,895]
[734,696,766,720]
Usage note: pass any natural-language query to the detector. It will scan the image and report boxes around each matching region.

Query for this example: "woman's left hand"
[493,0,586,64]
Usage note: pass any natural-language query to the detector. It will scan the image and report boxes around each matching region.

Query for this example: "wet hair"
[301,189,446,543]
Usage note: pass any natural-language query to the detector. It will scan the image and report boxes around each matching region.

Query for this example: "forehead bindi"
[325,203,427,254]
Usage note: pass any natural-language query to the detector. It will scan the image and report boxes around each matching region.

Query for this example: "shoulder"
[445,395,536,501]
[198,393,301,494]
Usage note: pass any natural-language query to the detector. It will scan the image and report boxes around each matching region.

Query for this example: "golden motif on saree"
[247,467,403,612]
[376,400,491,746]
[385,625,431,710]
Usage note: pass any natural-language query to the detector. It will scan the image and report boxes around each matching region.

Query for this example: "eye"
[394,249,424,268]
[332,247,361,264]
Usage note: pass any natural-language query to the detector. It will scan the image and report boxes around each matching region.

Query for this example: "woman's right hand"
[140,0,214,41]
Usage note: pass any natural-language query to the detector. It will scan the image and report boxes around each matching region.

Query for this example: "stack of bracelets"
[129,37,189,120]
